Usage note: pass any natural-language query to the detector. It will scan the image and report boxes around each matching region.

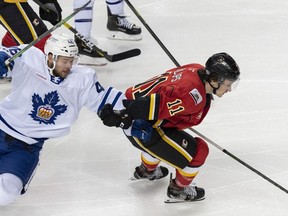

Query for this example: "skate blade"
[129,176,167,181]
[129,176,145,181]
[165,197,205,203]
[78,55,108,67]
[78,62,107,67]
[107,31,142,41]
[0,77,12,84]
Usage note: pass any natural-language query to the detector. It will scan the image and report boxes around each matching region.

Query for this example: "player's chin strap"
[206,77,222,94]
[45,54,57,75]
[208,81,220,95]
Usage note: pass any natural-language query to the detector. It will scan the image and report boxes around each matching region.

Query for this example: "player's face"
[53,56,75,78]
[215,79,235,97]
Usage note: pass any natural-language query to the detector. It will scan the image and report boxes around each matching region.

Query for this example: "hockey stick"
[124,0,288,194]
[33,0,141,62]
[124,0,180,67]
[4,0,91,66]
[63,22,141,62]
[189,128,288,194]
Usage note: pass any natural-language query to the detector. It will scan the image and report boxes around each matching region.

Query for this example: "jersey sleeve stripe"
[111,91,123,107]
[148,93,160,120]
[148,94,155,120]
[97,87,113,113]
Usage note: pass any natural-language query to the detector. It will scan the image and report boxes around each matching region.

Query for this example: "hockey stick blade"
[61,22,141,62]
[107,48,141,62]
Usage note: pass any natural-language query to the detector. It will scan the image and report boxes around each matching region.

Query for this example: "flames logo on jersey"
[29,91,67,124]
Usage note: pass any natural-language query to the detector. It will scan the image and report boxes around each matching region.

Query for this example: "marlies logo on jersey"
[189,88,203,105]
[50,75,64,84]
[29,91,67,124]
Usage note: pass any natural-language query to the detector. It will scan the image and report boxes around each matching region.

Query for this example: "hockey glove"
[39,0,62,25]
[0,49,14,77]
[98,104,132,129]
[131,119,153,142]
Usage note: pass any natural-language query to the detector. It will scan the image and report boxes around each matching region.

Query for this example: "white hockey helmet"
[44,34,79,58]
[44,34,79,73]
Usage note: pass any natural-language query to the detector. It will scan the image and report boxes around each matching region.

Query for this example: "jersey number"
[167,99,184,116]
[95,82,104,93]
[132,74,168,98]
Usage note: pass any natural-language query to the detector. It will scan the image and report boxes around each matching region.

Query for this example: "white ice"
[1,0,288,215]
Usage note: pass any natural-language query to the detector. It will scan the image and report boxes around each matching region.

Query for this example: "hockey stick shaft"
[124,0,180,67]
[33,0,141,62]
[189,128,288,194]
[4,0,91,66]
[125,0,288,194]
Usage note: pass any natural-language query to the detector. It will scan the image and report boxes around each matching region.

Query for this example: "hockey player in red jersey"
[98,52,240,202]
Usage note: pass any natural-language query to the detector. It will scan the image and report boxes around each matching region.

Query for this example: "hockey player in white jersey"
[74,0,142,59]
[0,34,131,206]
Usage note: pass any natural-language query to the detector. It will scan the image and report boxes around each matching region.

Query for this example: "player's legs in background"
[106,0,142,40]
[0,1,50,52]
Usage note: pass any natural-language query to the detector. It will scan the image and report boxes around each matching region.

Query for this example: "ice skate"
[107,15,142,41]
[75,37,108,66]
[165,174,205,203]
[130,163,169,181]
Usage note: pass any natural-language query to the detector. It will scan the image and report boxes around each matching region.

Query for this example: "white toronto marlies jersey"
[0,45,126,144]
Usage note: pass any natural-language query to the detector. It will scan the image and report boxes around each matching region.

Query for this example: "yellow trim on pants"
[4,0,27,3]
[0,2,38,44]
[15,2,38,41]
[0,15,24,44]
[133,128,193,171]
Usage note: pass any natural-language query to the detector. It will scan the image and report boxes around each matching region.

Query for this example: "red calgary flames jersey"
[125,64,211,130]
